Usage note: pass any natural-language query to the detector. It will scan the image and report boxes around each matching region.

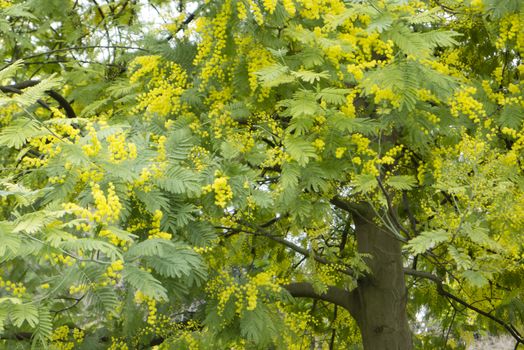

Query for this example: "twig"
[51,294,85,314]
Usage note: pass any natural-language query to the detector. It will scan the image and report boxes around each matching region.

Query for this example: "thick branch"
[0,85,51,111]
[0,80,76,118]
[404,268,524,345]
[284,282,357,316]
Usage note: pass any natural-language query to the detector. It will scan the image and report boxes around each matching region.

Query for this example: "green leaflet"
[12,75,62,107]
[407,229,450,254]
[316,88,351,106]
[122,266,167,301]
[386,175,417,190]
[10,303,39,328]
[283,137,317,167]
[0,221,20,257]
[0,118,46,149]
[351,174,377,194]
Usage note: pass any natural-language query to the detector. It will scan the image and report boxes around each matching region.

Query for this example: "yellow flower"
[205,175,234,208]
[335,147,346,158]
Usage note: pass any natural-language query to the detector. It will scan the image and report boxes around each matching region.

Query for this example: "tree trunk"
[351,207,413,350]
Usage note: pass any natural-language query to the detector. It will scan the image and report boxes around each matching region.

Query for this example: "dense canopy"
[0,0,523,349]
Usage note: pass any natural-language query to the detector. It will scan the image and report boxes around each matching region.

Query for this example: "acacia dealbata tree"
[0,0,523,349]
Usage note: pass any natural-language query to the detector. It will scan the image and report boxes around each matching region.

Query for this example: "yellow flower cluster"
[417,89,439,104]
[449,87,486,123]
[500,128,524,170]
[206,271,239,314]
[262,0,277,14]
[283,0,295,15]
[0,0,11,8]
[134,291,158,325]
[203,174,234,208]
[281,307,315,349]
[82,123,102,157]
[363,159,379,176]
[148,210,172,240]
[44,252,75,266]
[78,166,104,183]
[317,264,343,286]
[105,259,124,283]
[245,44,273,100]
[244,271,281,311]
[0,277,26,297]
[209,105,236,139]
[0,103,19,125]
[378,145,403,165]
[470,0,483,10]
[92,182,122,223]
[131,59,188,118]
[296,0,342,20]
[108,337,129,350]
[193,245,214,254]
[49,175,66,184]
[236,1,248,20]
[248,0,264,25]
[63,182,121,224]
[335,147,346,158]
[228,131,256,154]
[351,133,375,156]
[313,138,325,151]
[146,298,157,325]
[129,55,161,84]
[162,13,186,34]
[155,135,167,162]
[99,229,128,247]
[107,132,137,163]
[131,167,153,192]
[496,13,524,54]
[370,84,401,108]
[50,326,84,350]
[136,82,184,117]
[69,283,88,295]
[207,270,283,315]
[422,59,462,79]
[261,146,287,168]
[73,328,84,342]
[188,146,209,172]
[49,107,80,140]
[52,326,70,342]
[194,1,232,85]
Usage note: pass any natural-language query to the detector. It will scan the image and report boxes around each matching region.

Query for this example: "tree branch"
[165,5,205,41]
[0,80,77,118]
[230,222,356,277]
[404,268,524,345]
[376,176,411,238]
[284,282,357,316]
[0,85,51,111]
[51,294,85,314]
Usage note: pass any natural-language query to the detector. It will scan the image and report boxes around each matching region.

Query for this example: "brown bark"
[351,206,413,350]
